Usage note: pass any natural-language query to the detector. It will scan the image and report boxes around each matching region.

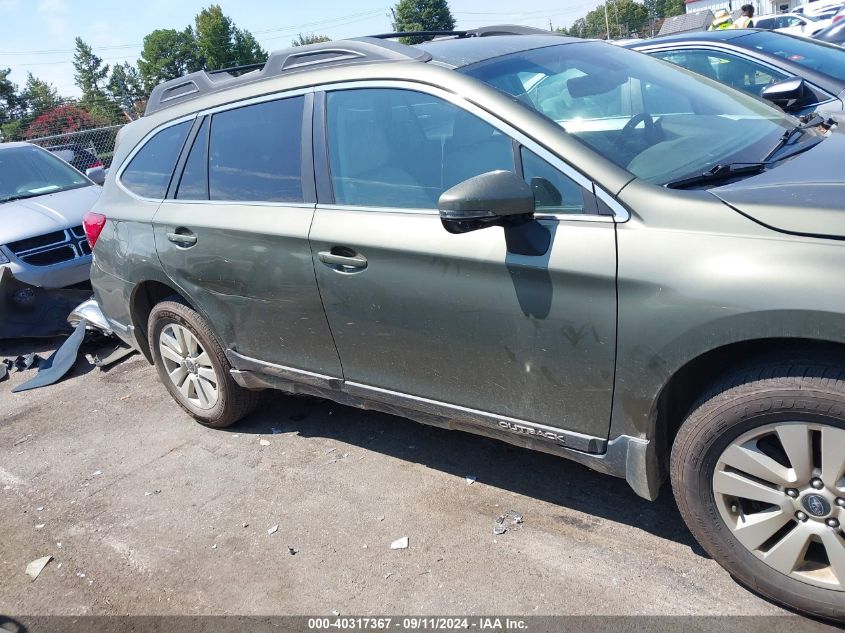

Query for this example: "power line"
[0,7,386,56]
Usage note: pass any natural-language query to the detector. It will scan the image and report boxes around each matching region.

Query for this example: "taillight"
[83,211,107,249]
[89,160,104,169]
[835,14,844,22]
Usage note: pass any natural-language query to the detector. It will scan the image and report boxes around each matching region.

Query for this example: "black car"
[628,29,845,116]
[814,19,845,45]
[46,143,104,173]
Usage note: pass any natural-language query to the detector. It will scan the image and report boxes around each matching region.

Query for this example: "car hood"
[0,185,100,244]
[711,127,845,239]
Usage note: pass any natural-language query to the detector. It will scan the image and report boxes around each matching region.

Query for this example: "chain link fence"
[1,97,134,169]
[26,124,125,169]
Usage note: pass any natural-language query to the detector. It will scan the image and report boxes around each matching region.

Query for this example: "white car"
[754,12,833,36]
[0,142,101,288]
[795,0,844,16]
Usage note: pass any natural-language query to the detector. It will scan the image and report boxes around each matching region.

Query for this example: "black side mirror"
[439,170,534,233]
[761,77,807,111]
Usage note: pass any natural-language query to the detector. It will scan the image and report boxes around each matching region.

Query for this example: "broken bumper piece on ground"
[12,319,88,393]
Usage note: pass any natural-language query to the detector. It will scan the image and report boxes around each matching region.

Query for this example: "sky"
[0,0,605,98]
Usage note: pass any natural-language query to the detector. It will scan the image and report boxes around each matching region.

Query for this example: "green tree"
[194,5,267,70]
[232,27,267,65]
[73,37,121,121]
[138,28,201,93]
[108,62,144,119]
[72,37,109,101]
[195,4,234,70]
[292,33,332,47]
[392,0,455,44]
[0,68,19,122]
[21,73,61,116]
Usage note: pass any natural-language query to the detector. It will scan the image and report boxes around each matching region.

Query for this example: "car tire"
[148,298,261,428]
[671,357,845,622]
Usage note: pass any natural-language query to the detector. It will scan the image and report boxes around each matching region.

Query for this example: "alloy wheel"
[158,323,219,410]
[713,421,845,591]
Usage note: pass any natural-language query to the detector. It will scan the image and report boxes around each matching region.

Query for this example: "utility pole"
[549,19,553,31]
[604,2,611,40]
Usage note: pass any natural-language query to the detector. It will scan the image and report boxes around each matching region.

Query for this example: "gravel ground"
[0,337,793,618]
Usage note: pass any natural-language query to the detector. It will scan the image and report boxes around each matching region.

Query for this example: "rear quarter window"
[120,121,191,199]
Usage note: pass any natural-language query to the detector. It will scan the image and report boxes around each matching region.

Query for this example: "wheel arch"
[129,279,196,363]
[650,337,845,480]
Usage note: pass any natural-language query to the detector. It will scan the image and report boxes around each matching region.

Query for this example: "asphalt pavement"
[0,337,792,617]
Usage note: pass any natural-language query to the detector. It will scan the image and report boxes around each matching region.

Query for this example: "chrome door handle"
[167,230,197,247]
[318,250,368,269]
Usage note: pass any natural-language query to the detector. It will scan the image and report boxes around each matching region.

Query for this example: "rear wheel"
[672,361,845,621]
[148,299,260,428]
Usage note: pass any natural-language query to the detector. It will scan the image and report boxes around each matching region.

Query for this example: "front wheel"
[148,299,260,428]
[672,362,845,621]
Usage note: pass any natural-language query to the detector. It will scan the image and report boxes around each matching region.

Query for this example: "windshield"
[0,144,90,203]
[741,31,845,82]
[460,41,795,185]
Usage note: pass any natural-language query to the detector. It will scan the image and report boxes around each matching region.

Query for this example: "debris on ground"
[211,544,217,549]
[35,524,44,529]
[0,360,9,382]
[493,510,524,535]
[12,319,87,393]
[144,490,161,496]
[390,537,409,550]
[25,556,52,581]
[384,572,392,579]
[325,447,337,454]
[377,515,385,522]
[465,475,476,485]
[14,353,41,371]
[267,525,278,535]
[85,337,137,368]
[259,439,270,447]
[287,546,297,556]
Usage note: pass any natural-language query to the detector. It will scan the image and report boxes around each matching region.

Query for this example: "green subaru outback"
[82,27,845,620]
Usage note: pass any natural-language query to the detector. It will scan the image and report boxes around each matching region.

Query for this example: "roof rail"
[144,37,431,116]
[369,25,556,39]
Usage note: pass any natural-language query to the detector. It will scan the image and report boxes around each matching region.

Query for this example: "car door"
[152,92,342,377]
[308,85,618,447]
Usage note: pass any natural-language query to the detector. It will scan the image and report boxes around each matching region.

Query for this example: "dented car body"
[86,30,845,620]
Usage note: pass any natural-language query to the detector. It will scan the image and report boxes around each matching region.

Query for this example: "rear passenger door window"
[121,121,190,199]
[208,96,304,202]
[325,89,515,209]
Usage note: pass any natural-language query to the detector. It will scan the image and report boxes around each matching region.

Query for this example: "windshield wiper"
[761,112,826,163]
[0,192,41,204]
[665,162,767,190]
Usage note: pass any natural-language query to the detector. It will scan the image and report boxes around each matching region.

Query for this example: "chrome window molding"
[116,79,628,221]
[317,79,627,222]
[115,112,198,203]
